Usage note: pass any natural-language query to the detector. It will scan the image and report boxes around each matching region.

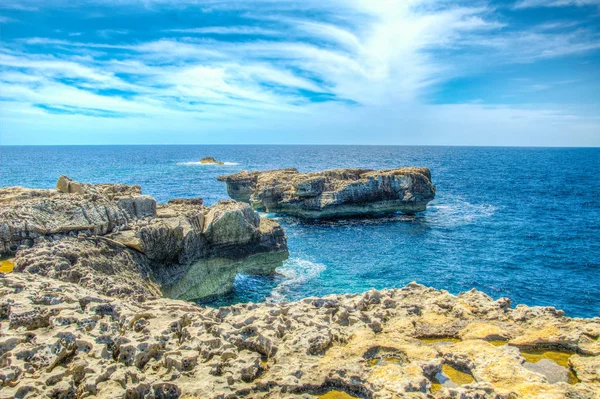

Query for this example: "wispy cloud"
[0,15,16,23]
[97,29,130,38]
[0,0,598,145]
[166,26,279,35]
[514,0,600,8]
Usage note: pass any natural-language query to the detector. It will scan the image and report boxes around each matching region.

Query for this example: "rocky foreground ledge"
[218,168,436,218]
[0,176,288,301]
[1,273,599,399]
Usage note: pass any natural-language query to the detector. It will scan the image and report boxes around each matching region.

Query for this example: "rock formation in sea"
[200,157,225,165]
[1,273,598,399]
[218,167,436,218]
[0,176,288,301]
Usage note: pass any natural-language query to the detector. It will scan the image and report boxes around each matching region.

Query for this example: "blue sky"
[0,0,599,146]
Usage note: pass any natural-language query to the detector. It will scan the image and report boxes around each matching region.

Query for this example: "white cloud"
[514,0,600,8]
[0,0,598,145]
[167,26,279,35]
[97,29,130,38]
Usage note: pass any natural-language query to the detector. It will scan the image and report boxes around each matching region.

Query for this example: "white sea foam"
[428,197,498,225]
[268,258,326,302]
[177,161,239,166]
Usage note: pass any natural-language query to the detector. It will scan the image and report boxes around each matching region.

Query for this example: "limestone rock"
[1,177,288,302]
[218,167,436,218]
[56,175,88,195]
[570,354,600,383]
[200,157,224,165]
[1,274,598,399]
[203,200,260,246]
[168,198,204,206]
[13,237,161,302]
[0,176,157,254]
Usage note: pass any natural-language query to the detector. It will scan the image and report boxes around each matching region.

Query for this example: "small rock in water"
[200,157,224,165]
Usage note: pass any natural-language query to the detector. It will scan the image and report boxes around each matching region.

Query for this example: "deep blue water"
[1,145,599,317]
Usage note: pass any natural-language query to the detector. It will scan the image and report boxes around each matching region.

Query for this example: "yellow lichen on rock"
[419,337,460,345]
[368,362,428,395]
[0,259,14,273]
[420,312,452,326]
[441,364,475,385]
[438,339,545,394]
[317,392,360,399]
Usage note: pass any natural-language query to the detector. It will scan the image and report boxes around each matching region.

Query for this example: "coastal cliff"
[1,274,598,399]
[0,176,288,301]
[218,168,436,218]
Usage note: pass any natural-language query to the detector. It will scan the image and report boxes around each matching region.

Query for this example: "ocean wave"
[268,258,326,302]
[258,212,281,220]
[177,161,239,166]
[428,197,498,225]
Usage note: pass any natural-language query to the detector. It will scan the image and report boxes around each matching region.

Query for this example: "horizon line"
[0,144,599,149]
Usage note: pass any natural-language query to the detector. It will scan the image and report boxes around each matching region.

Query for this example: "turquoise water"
[1,145,599,317]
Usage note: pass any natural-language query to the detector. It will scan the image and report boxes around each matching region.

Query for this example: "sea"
[1,145,599,318]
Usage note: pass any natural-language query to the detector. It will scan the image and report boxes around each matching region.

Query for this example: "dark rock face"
[218,167,436,218]
[1,176,288,301]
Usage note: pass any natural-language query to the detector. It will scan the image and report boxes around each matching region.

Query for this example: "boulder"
[218,167,436,218]
[203,201,260,246]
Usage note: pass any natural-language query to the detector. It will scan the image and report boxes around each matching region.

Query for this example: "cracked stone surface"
[1,273,598,399]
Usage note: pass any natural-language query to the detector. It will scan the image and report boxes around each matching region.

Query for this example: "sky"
[0,0,599,146]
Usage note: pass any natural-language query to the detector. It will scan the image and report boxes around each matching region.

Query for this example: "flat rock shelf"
[1,275,598,399]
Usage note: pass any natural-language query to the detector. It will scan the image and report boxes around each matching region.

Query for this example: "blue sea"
[1,145,599,317]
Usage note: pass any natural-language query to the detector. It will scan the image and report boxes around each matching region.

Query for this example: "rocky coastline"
[1,176,599,399]
[218,168,436,218]
[1,273,599,399]
[0,176,288,301]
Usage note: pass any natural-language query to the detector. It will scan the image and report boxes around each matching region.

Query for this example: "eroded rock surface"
[0,177,288,301]
[1,275,598,399]
[218,168,436,218]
